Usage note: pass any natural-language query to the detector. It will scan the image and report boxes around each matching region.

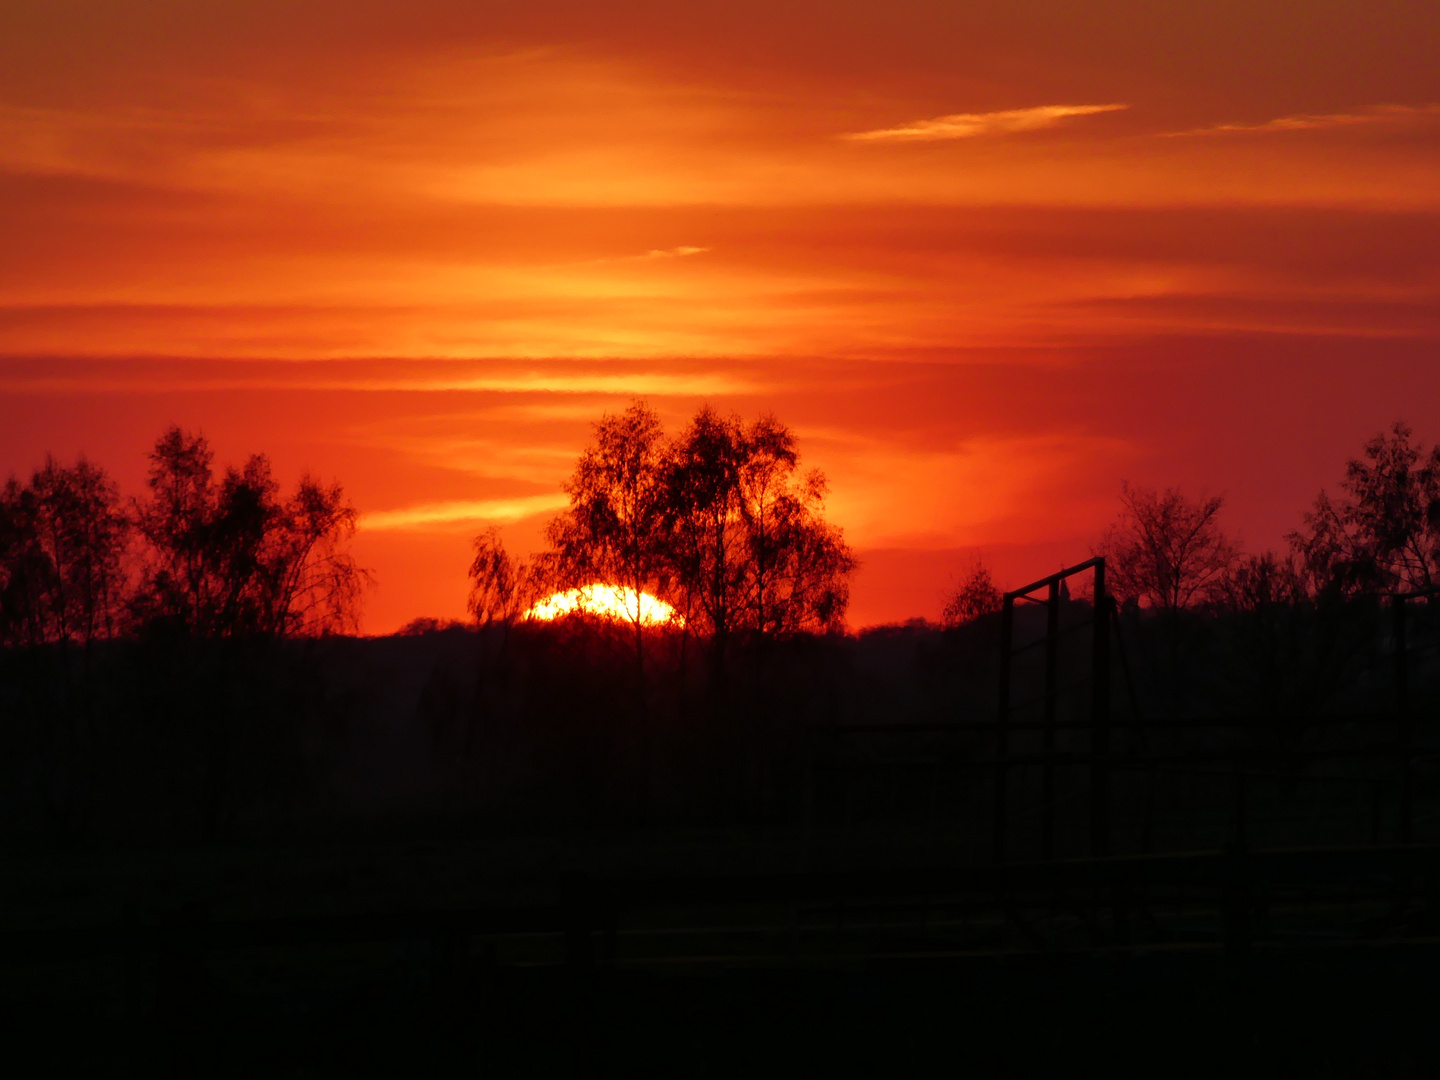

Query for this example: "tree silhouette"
[942,559,1002,628]
[133,426,366,637]
[544,401,671,647]
[662,406,854,645]
[1096,483,1238,612]
[1290,422,1440,598]
[736,414,854,637]
[1219,551,1307,614]
[662,406,750,649]
[0,455,130,649]
[466,526,535,626]
[517,400,856,656]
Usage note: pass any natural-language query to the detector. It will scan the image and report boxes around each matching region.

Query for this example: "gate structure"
[801,555,1438,877]
[993,557,1112,863]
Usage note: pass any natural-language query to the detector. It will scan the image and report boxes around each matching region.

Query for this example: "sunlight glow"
[526,584,683,627]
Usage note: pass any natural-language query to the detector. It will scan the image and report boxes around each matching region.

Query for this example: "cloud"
[1170,104,1440,137]
[0,367,760,397]
[643,245,710,258]
[843,104,1128,143]
[312,371,755,395]
[360,493,567,532]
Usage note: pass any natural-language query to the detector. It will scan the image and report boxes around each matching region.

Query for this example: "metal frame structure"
[994,557,1111,863]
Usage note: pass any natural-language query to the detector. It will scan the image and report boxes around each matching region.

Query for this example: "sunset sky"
[2,1,1438,632]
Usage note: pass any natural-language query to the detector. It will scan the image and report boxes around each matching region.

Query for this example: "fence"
[804,560,1440,865]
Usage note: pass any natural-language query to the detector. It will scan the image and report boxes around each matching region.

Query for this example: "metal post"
[1091,561,1112,858]
[1395,595,1413,844]
[994,594,1015,864]
[1043,580,1060,860]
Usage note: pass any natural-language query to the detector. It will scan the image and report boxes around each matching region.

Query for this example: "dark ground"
[6,604,1440,1076]
[7,942,1440,1077]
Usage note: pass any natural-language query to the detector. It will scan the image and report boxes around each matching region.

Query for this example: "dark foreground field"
[5,830,1440,1078]
[9,946,1440,1078]
[7,599,1440,1076]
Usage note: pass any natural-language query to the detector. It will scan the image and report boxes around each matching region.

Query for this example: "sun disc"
[525,583,682,627]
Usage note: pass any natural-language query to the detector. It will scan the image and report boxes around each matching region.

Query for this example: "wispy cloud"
[315,371,754,395]
[642,246,709,259]
[1170,104,1440,137]
[360,494,566,532]
[843,104,1128,143]
[0,369,759,397]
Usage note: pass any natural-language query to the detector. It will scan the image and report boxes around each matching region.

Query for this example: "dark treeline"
[1084,422,1440,722]
[0,425,364,647]
[2,415,1438,849]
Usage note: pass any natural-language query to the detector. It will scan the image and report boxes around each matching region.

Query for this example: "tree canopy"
[133,426,366,638]
[0,455,130,648]
[1096,483,1239,612]
[473,401,855,642]
[1290,422,1440,599]
[942,560,1003,628]
[0,426,366,646]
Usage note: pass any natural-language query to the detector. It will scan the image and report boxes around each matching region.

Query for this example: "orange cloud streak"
[843,104,1128,142]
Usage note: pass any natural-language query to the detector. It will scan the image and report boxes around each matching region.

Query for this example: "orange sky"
[2,1,1438,632]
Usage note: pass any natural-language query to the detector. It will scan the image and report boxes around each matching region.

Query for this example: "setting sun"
[525,584,683,627]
